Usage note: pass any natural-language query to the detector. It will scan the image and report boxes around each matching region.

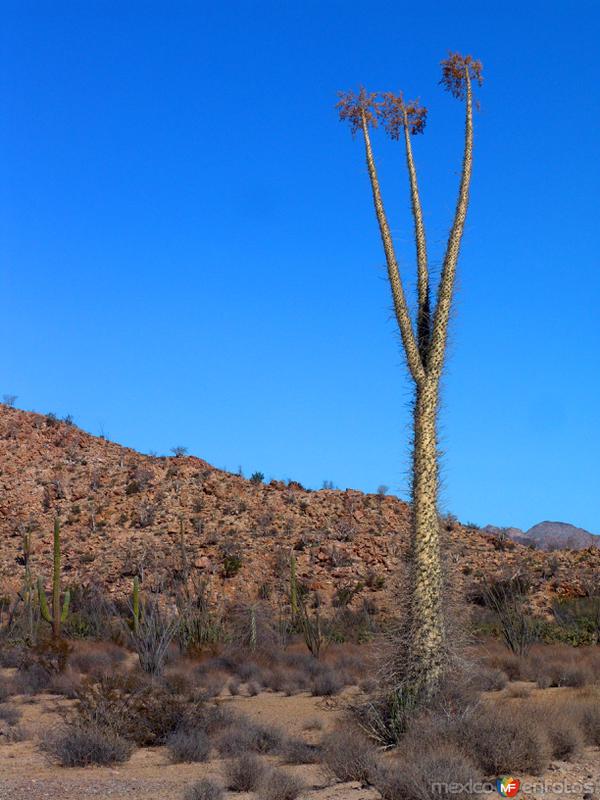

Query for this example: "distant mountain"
[526,521,600,551]
[484,521,600,551]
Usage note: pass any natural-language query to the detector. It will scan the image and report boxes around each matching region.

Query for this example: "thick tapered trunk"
[410,376,444,696]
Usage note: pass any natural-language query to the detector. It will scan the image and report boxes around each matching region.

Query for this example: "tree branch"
[361,115,425,385]
[403,117,430,363]
[428,68,473,378]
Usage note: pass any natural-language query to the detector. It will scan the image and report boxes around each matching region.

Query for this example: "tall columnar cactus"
[20,531,35,640]
[337,53,483,701]
[289,550,298,621]
[38,517,71,639]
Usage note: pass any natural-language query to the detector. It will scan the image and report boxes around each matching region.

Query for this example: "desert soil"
[1,686,599,800]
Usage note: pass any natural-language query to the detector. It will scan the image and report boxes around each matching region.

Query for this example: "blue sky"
[1,1,599,532]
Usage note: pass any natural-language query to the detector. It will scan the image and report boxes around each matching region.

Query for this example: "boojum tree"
[337,53,483,700]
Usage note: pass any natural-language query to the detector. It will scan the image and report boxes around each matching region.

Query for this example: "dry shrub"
[524,645,595,689]
[162,667,195,696]
[303,717,323,731]
[311,667,343,697]
[225,752,266,791]
[13,662,52,695]
[279,736,321,764]
[183,779,223,800]
[42,722,133,767]
[532,702,584,760]
[505,683,532,699]
[482,651,523,681]
[4,723,28,742]
[166,727,210,763]
[0,676,13,701]
[216,716,282,756]
[260,767,305,800]
[322,725,377,785]
[69,641,127,678]
[49,668,82,698]
[74,673,203,746]
[0,646,24,669]
[571,689,600,745]
[0,703,22,726]
[469,665,508,692]
[458,703,551,774]
[194,703,238,736]
[374,743,481,800]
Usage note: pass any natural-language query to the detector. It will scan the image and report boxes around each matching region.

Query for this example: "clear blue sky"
[1,1,599,533]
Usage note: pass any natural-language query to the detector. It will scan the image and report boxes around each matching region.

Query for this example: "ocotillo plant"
[38,517,71,640]
[337,53,483,703]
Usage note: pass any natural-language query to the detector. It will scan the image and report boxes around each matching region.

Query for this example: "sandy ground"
[0,689,380,800]
[0,686,599,800]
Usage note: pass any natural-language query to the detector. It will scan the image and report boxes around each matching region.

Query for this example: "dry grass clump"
[42,722,133,767]
[322,725,377,785]
[183,779,224,800]
[166,727,210,763]
[224,752,267,791]
[260,767,305,800]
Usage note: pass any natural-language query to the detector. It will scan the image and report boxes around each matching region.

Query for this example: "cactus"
[337,54,483,700]
[289,550,298,621]
[38,517,70,639]
[132,575,141,634]
[18,531,35,641]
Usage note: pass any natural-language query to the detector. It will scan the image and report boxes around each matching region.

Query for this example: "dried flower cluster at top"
[336,88,426,137]
[440,52,484,99]
[336,87,380,134]
[337,52,483,136]
[380,92,427,138]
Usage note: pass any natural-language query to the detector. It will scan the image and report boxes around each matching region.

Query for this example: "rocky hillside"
[1,405,599,614]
